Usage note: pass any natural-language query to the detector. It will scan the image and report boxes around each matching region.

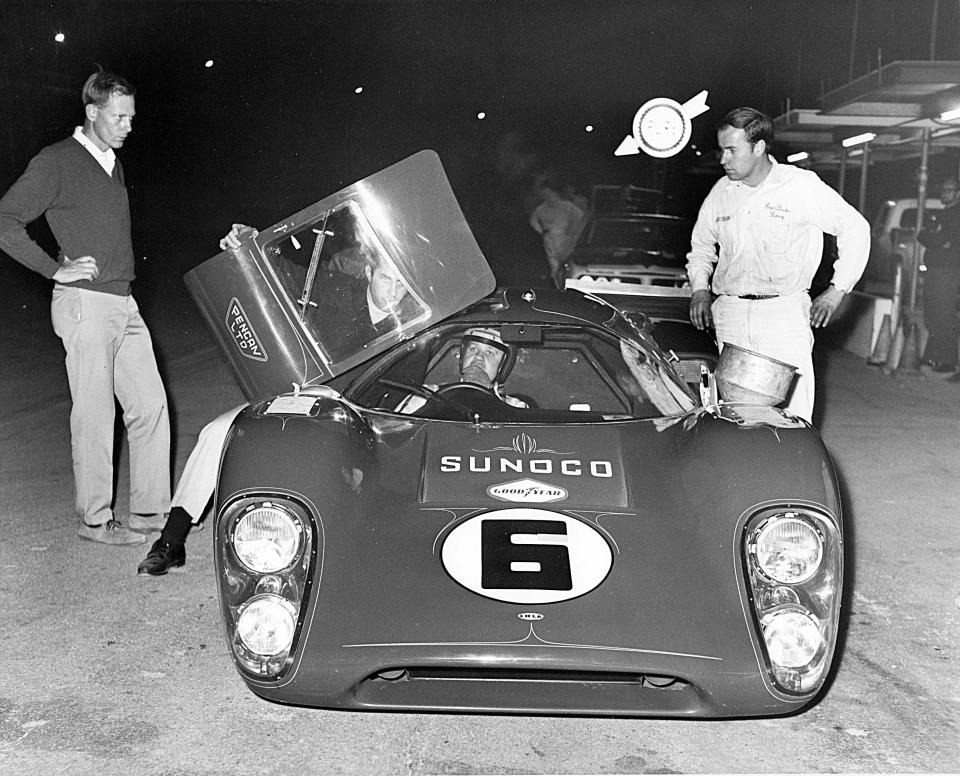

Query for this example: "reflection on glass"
[263,200,428,364]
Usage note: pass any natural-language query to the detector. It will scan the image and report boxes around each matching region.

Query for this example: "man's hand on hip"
[810,285,845,327]
[53,255,100,283]
[689,289,713,330]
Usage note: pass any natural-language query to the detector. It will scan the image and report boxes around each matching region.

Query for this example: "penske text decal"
[226,298,267,362]
[422,431,628,508]
[441,508,613,604]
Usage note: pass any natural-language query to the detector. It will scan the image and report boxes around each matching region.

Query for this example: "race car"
[189,152,844,717]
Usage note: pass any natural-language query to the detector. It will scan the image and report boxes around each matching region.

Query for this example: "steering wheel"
[435,381,498,397]
[377,378,477,419]
[438,382,539,410]
[433,382,530,420]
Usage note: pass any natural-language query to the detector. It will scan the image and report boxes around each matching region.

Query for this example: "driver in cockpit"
[397,327,528,413]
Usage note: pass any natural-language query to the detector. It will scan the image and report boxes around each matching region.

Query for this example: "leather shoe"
[129,512,167,534]
[137,538,186,576]
[78,520,147,545]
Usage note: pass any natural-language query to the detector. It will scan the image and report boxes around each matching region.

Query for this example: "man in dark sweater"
[0,71,170,545]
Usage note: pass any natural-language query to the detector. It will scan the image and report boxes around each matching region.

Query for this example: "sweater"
[0,136,134,295]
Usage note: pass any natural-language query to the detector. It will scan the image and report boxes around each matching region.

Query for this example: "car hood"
[219,404,835,713]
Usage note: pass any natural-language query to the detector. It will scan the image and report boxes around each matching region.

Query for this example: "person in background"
[562,183,590,213]
[0,70,169,545]
[917,177,960,377]
[529,175,584,284]
[685,106,869,423]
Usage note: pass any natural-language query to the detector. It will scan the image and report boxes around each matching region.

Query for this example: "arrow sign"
[615,90,710,159]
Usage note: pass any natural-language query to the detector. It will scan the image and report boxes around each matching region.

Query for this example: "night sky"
[2,0,958,271]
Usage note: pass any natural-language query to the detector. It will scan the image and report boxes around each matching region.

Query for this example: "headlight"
[216,496,316,680]
[761,608,821,668]
[742,507,842,697]
[753,514,823,584]
[233,502,303,573]
[236,594,297,657]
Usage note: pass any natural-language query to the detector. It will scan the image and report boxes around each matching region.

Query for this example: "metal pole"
[930,0,940,59]
[910,129,932,314]
[838,147,848,201]
[858,142,870,214]
[848,0,860,81]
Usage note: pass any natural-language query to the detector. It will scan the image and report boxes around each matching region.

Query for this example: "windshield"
[347,321,696,422]
[578,216,691,268]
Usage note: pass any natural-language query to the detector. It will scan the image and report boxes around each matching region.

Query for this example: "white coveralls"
[685,158,869,422]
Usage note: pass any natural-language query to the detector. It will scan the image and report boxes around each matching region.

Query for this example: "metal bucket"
[714,343,797,406]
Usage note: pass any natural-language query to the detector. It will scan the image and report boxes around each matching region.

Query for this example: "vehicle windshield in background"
[347,321,696,421]
[579,216,691,268]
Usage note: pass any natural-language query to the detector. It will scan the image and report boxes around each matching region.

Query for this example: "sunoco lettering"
[440,455,613,478]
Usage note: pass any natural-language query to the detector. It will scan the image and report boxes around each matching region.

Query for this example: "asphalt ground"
[0,261,958,775]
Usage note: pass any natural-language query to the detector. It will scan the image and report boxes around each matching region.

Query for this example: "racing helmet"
[459,327,516,384]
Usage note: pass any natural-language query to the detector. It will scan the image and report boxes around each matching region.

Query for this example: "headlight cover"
[234,502,303,573]
[754,515,823,584]
[744,507,842,697]
[237,594,297,657]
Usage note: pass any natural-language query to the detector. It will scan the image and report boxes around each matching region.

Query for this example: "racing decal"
[264,395,320,415]
[487,478,567,503]
[441,508,613,604]
[226,298,267,362]
[423,431,628,508]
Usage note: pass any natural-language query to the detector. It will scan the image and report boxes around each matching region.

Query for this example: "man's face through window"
[366,260,409,312]
[940,182,960,207]
[460,340,505,386]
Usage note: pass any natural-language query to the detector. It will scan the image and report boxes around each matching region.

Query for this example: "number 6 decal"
[481,519,572,591]
[442,508,613,604]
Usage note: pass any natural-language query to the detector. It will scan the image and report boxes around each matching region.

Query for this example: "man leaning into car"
[137,223,417,575]
[686,106,869,422]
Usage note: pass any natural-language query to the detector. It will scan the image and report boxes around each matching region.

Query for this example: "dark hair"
[81,70,135,108]
[719,107,773,151]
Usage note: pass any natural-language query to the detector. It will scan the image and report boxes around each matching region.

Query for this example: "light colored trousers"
[711,291,815,422]
[172,404,246,522]
[51,285,170,525]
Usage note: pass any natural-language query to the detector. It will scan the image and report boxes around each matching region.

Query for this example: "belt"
[736,294,779,300]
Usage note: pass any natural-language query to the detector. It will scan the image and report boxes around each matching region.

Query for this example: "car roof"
[448,287,625,329]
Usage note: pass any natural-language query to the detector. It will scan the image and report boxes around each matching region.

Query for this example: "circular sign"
[440,508,613,604]
[632,97,691,158]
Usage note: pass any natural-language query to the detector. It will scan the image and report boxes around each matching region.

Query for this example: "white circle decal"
[633,97,691,159]
[441,508,613,604]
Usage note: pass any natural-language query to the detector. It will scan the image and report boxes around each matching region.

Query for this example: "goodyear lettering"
[440,455,612,478]
[487,479,567,503]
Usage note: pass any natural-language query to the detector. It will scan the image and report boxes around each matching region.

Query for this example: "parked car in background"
[860,197,942,292]
[557,211,693,291]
